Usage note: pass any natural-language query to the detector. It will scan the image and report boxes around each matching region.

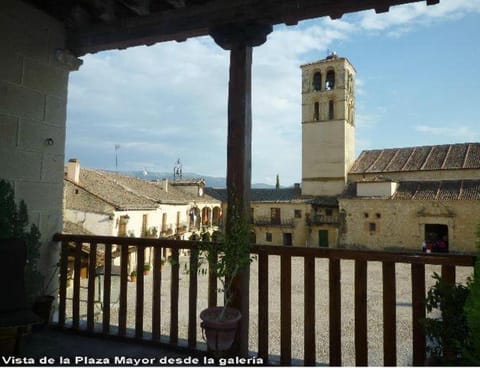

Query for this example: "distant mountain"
[122,171,275,189]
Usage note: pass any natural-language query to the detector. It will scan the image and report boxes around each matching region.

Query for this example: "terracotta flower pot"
[200,306,241,352]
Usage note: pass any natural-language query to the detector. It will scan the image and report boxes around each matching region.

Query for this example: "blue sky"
[66,0,480,186]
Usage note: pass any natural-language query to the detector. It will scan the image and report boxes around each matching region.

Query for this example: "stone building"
[64,159,222,239]
[208,54,480,253]
[63,158,222,269]
[339,144,480,252]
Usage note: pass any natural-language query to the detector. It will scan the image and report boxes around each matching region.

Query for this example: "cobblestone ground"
[65,257,473,366]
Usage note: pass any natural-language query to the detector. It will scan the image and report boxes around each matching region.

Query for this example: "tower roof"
[300,54,356,71]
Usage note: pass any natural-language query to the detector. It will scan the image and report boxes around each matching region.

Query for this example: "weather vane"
[173,159,182,181]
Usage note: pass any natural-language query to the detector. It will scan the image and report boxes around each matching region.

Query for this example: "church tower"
[301,53,356,196]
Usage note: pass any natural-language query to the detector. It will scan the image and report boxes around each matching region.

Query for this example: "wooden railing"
[53,233,475,366]
[254,216,295,227]
[307,215,339,225]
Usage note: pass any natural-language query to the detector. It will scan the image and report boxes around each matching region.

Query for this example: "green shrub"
[0,179,44,303]
[424,272,470,363]
[463,224,480,364]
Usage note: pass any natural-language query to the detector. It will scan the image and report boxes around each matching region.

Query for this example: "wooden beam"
[225,41,252,357]
[67,0,437,55]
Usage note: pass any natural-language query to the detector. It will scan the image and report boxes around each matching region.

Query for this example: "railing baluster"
[58,241,69,328]
[441,264,455,284]
[102,243,112,334]
[118,244,128,337]
[383,261,396,366]
[188,248,198,349]
[72,241,82,330]
[355,260,368,366]
[170,248,179,345]
[258,252,269,362]
[208,247,217,308]
[52,234,476,365]
[135,245,145,339]
[152,246,162,340]
[329,258,341,366]
[87,242,97,332]
[441,264,456,361]
[280,254,292,365]
[304,256,316,366]
[412,263,426,366]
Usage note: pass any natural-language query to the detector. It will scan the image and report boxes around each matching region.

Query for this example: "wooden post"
[226,41,252,357]
[210,22,272,357]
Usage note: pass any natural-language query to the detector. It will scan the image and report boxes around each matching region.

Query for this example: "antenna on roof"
[114,144,120,174]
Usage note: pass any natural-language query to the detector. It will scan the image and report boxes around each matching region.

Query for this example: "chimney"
[66,158,80,184]
[162,178,168,192]
[294,183,301,195]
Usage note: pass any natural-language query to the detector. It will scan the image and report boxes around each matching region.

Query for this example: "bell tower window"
[313,72,322,91]
[328,100,334,120]
[326,70,335,90]
[314,102,320,121]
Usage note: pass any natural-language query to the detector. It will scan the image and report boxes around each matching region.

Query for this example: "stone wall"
[0,1,77,275]
[251,202,310,246]
[339,198,479,252]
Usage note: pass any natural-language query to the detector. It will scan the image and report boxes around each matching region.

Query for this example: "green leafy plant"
[130,270,137,277]
[0,179,44,304]
[144,226,158,238]
[143,263,151,272]
[192,215,253,320]
[423,272,470,363]
[463,224,480,364]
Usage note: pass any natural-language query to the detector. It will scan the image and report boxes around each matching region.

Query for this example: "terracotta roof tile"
[464,144,480,169]
[443,144,468,169]
[351,143,480,174]
[342,180,480,200]
[367,149,397,172]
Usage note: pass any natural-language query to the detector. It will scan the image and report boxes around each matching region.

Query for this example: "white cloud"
[415,125,479,141]
[357,0,480,33]
[66,0,480,185]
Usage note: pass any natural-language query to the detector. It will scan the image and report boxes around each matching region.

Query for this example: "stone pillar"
[210,22,272,356]
[0,1,81,294]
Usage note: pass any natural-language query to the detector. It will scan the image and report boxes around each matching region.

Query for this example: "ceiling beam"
[68,0,438,55]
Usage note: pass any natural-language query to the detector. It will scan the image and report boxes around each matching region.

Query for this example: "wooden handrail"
[53,233,476,366]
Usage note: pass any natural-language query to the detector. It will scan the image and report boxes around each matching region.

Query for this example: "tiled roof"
[74,169,158,210]
[63,221,94,235]
[171,179,205,185]
[205,187,336,205]
[93,170,191,204]
[251,188,303,202]
[205,187,228,202]
[67,168,220,211]
[206,188,304,202]
[342,180,480,200]
[350,143,480,174]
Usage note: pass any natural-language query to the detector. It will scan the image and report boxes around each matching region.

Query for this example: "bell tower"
[301,53,356,196]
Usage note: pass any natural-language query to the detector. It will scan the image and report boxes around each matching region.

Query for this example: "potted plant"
[0,180,46,306]
[143,263,151,275]
[33,263,59,326]
[130,270,137,282]
[197,214,253,352]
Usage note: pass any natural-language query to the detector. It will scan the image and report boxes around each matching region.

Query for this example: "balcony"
[307,215,339,226]
[254,216,294,228]
[48,233,475,366]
